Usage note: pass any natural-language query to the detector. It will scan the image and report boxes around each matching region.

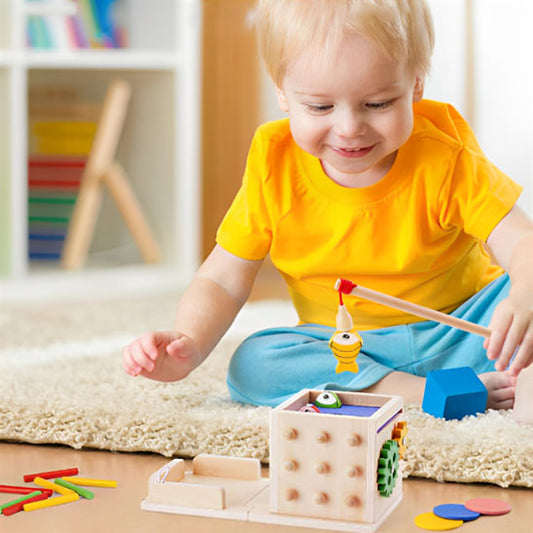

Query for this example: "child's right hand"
[122,331,201,382]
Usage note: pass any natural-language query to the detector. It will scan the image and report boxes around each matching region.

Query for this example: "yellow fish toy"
[329,329,362,374]
[328,293,362,374]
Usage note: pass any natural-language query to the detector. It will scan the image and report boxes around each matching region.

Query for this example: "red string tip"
[335,278,357,294]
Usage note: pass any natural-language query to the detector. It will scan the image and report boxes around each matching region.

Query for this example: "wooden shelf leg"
[60,179,104,270]
[103,161,161,264]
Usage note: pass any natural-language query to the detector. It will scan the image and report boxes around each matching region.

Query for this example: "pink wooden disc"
[464,498,511,516]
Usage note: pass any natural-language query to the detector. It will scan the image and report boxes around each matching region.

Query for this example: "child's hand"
[484,290,533,376]
[122,331,201,382]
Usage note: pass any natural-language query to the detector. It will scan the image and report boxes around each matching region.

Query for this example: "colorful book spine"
[31,120,97,156]
[27,14,54,49]
[66,13,90,48]
[92,0,118,48]
[25,0,124,50]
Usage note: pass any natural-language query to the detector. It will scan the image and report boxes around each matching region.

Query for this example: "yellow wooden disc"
[414,512,463,530]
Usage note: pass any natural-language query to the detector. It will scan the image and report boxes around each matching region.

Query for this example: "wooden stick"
[23,467,79,483]
[102,161,161,264]
[335,278,491,338]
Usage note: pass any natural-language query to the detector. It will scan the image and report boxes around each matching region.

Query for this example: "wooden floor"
[0,442,530,533]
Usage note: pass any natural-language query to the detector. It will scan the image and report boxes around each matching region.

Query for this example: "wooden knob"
[285,488,299,501]
[284,460,298,471]
[345,494,362,508]
[284,428,298,440]
[315,462,330,475]
[347,433,362,446]
[346,465,363,478]
[313,492,329,505]
[316,431,330,443]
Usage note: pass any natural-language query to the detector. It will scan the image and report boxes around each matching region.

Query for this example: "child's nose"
[337,110,366,138]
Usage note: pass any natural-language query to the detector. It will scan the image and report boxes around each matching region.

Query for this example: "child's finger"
[508,328,533,375]
[123,360,142,377]
[167,336,192,359]
[501,315,532,369]
[126,341,156,373]
[139,332,165,361]
[485,310,512,361]
[494,322,525,371]
[121,347,142,376]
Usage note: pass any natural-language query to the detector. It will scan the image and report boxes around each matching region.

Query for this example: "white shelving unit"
[0,0,202,297]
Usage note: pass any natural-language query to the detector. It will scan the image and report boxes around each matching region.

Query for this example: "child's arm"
[485,204,533,376]
[122,245,263,382]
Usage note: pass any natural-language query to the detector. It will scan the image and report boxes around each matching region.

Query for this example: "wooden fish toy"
[329,329,362,374]
[328,293,362,374]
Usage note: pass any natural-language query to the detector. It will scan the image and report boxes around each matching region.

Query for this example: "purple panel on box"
[317,405,380,417]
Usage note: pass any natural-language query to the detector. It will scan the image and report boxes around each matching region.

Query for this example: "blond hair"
[256,0,435,85]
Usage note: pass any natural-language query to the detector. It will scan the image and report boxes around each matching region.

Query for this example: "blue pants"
[227,275,510,407]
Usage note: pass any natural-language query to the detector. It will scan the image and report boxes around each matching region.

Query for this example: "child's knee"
[226,335,279,405]
[226,327,333,406]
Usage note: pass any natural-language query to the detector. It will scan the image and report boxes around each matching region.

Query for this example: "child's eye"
[366,100,393,110]
[305,104,333,114]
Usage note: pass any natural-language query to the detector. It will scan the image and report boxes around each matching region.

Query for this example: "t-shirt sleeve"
[438,141,523,242]
[216,128,273,260]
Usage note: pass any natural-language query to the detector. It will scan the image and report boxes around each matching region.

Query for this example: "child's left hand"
[484,286,533,376]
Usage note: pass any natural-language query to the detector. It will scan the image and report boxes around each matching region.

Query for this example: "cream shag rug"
[0,293,532,488]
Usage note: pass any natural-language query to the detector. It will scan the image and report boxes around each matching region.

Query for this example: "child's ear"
[413,76,425,102]
[275,85,289,112]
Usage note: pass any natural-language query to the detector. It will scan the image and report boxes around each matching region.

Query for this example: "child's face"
[276,32,423,188]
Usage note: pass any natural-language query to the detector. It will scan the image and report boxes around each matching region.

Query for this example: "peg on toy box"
[421,367,488,420]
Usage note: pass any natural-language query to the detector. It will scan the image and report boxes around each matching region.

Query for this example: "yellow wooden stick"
[61,476,117,488]
[33,477,76,497]
[24,493,79,512]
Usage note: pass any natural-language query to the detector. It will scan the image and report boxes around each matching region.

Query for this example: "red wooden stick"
[23,467,79,483]
[2,492,49,516]
[0,485,52,497]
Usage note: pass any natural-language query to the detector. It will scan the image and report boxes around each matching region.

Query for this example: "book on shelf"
[31,120,97,155]
[25,0,125,51]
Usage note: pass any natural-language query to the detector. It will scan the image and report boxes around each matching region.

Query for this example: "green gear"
[377,439,399,497]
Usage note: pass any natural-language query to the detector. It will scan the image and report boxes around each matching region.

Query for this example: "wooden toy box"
[141,389,405,532]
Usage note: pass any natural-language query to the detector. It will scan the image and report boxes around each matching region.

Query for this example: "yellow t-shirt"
[216,100,523,330]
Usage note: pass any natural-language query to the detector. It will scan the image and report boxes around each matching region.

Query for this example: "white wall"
[425,0,468,116]
[261,0,533,216]
[471,0,533,215]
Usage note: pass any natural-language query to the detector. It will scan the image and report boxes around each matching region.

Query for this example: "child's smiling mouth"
[331,145,375,158]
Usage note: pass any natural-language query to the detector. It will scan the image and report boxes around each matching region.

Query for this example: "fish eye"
[342,333,350,339]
